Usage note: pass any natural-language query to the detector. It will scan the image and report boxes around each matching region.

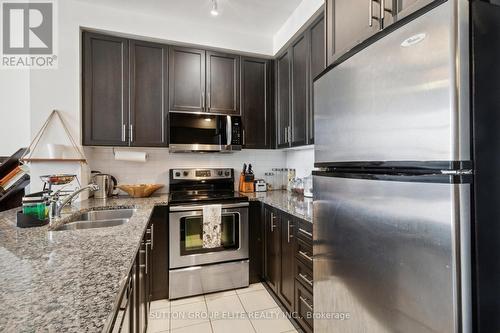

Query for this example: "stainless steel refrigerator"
[313,0,500,332]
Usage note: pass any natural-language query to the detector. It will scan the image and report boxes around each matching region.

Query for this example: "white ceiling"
[76,0,303,37]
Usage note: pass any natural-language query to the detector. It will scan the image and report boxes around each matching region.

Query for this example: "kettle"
[91,171,117,199]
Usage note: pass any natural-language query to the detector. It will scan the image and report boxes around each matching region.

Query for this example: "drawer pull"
[298,228,312,238]
[299,250,313,262]
[299,273,313,286]
[300,296,313,311]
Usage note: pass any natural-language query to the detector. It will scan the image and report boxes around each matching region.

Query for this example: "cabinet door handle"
[145,240,151,274]
[299,296,313,311]
[298,228,312,238]
[299,273,313,286]
[242,129,246,146]
[287,220,294,243]
[129,124,134,142]
[271,213,277,232]
[288,126,292,144]
[369,0,374,27]
[207,92,211,111]
[299,250,313,263]
[122,124,126,142]
[146,225,154,250]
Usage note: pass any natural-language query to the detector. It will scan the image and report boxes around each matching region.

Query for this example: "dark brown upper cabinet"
[83,32,129,146]
[277,50,291,149]
[326,0,438,66]
[326,0,381,66]
[241,57,271,149]
[129,40,168,147]
[206,52,240,114]
[309,15,326,145]
[168,46,206,113]
[291,33,309,147]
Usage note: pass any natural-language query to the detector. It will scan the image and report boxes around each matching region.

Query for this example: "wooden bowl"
[117,184,164,198]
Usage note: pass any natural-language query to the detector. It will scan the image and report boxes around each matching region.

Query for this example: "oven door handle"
[169,202,249,212]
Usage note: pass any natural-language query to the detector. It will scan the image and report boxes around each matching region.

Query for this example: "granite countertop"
[0,195,168,333]
[242,190,313,223]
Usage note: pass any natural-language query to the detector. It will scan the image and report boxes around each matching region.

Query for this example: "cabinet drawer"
[296,219,312,244]
[295,281,314,333]
[295,258,313,292]
[296,237,313,269]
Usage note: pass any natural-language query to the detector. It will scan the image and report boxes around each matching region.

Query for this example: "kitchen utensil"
[117,184,164,198]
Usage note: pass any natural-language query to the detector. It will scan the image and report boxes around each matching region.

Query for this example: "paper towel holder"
[112,147,149,162]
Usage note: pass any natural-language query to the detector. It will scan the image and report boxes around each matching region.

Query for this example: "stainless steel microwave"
[169,113,242,153]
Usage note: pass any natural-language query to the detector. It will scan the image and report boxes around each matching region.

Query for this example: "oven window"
[180,213,240,255]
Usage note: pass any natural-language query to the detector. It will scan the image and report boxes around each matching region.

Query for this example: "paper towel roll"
[114,150,148,162]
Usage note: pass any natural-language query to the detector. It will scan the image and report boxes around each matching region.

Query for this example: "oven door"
[169,202,249,268]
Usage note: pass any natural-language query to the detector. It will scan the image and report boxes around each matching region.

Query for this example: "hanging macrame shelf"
[20,110,88,164]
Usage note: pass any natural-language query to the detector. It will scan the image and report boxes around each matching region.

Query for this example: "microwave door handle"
[227,116,232,146]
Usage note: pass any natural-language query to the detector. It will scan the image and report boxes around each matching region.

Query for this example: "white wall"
[285,146,315,178]
[273,0,324,54]
[85,147,287,193]
[0,70,30,156]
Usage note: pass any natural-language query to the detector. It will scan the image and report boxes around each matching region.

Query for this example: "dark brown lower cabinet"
[109,207,167,333]
[264,205,281,294]
[279,214,295,311]
[149,206,169,301]
[263,204,314,333]
[295,281,314,333]
[249,201,264,284]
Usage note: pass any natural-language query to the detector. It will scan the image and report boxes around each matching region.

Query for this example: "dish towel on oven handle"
[202,204,222,248]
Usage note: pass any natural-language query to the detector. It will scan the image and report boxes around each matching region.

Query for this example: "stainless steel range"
[168,168,249,299]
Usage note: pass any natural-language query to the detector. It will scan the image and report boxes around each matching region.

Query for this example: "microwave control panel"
[232,117,242,145]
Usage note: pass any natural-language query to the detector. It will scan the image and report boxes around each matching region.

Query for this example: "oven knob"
[217,170,223,176]
[224,171,230,176]
[175,172,181,177]
[183,171,189,177]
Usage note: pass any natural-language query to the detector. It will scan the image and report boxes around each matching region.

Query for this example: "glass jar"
[282,168,288,190]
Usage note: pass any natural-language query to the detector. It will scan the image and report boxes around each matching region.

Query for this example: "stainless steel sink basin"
[56,218,130,231]
[70,208,136,221]
[54,208,136,231]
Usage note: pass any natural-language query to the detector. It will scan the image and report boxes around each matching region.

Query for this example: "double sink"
[55,208,136,231]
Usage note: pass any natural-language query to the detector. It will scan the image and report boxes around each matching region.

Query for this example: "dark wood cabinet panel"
[168,47,205,113]
[206,52,240,114]
[279,214,296,312]
[277,51,291,148]
[241,57,269,149]
[309,16,325,144]
[295,281,314,333]
[149,206,169,301]
[83,32,129,146]
[129,40,168,147]
[264,206,281,294]
[291,34,309,147]
[249,201,264,284]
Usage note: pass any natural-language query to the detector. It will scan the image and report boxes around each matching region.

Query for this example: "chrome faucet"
[49,184,99,222]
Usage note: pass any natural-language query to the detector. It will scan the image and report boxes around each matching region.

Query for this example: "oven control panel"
[172,168,233,180]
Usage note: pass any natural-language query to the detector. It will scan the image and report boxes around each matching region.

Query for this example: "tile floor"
[148,283,299,333]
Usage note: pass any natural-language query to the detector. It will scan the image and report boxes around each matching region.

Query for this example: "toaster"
[254,179,267,192]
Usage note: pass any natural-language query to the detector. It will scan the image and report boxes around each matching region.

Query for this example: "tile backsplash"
[84,146,315,194]
[84,147,287,193]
